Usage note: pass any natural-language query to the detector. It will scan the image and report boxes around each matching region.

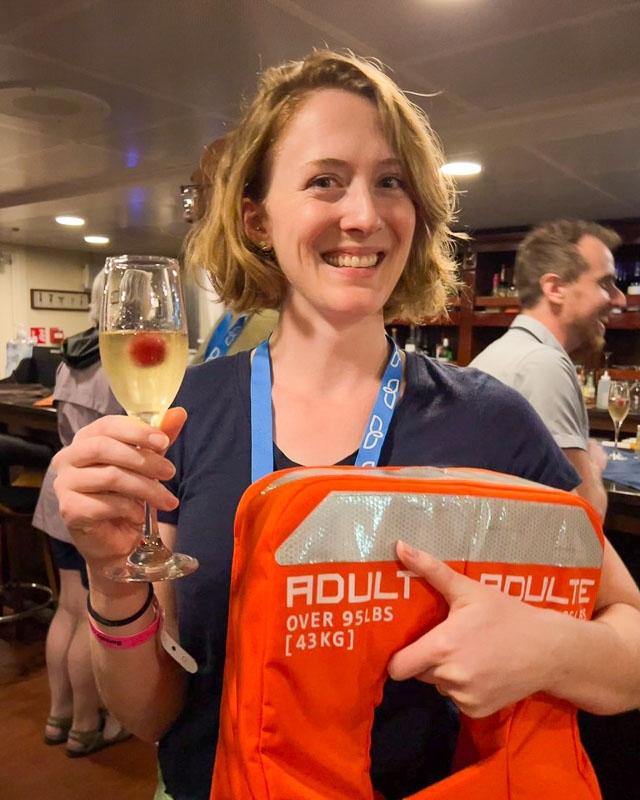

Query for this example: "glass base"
[105,552,200,582]
[609,451,628,461]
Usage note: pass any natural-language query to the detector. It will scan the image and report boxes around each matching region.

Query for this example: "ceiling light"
[0,86,110,125]
[84,235,110,245]
[55,215,85,226]
[441,161,482,176]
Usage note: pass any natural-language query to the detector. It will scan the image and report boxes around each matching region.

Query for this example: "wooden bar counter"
[0,394,60,450]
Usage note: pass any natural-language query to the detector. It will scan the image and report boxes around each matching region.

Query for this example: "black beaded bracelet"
[87,582,154,628]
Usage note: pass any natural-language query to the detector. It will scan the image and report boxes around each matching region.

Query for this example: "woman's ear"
[242,198,271,249]
[539,272,566,306]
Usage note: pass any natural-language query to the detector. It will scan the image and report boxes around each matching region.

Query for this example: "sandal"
[66,718,132,758]
[44,715,73,746]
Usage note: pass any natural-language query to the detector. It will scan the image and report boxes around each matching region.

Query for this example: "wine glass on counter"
[608,380,630,461]
[99,255,199,581]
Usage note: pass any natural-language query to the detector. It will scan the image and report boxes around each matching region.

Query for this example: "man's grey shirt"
[469,314,589,451]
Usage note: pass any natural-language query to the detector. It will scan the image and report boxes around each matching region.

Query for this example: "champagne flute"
[99,255,199,581]
[608,380,630,461]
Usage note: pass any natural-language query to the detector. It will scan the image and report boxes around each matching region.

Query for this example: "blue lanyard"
[204,311,250,361]
[250,335,402,482]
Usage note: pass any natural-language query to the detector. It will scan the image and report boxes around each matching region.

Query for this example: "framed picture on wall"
[30,289,90,311]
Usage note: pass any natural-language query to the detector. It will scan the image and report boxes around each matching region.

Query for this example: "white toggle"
[160,627,198,673]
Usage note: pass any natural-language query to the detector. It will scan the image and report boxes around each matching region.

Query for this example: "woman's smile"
[322,251,383,269]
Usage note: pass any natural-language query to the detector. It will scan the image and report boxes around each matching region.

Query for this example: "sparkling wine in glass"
[99,255,199,581]
[608,380,630,462]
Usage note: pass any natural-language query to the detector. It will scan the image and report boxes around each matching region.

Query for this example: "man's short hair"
[515,219,621,309]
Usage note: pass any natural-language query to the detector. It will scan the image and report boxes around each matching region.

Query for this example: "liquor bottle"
[491,272,500,297]
[404,326,417,353]
[626,262,640,309]
[596,368,611,411]
[582,370,596,408]
[436,337,453,362]
[417,327,431,356]
[630,380,640,414]
[615,262,628,295]
[498,266,509,297]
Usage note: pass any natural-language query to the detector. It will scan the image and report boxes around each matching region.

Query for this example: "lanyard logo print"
[205,312,250,361]
[250,335,402,482]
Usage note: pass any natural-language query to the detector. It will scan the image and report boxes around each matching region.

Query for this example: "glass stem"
[614,421,620,453]
[143,501,155,545]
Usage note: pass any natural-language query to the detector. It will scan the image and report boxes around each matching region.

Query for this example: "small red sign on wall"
[31,326,46,344]
[49,327,65,344]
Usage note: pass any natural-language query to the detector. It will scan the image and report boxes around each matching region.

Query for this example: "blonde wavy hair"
[185,50,461,323]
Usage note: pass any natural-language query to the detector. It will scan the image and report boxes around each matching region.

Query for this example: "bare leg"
[65,576,101,734]
[44,568,76,740]
[62,569,130,753]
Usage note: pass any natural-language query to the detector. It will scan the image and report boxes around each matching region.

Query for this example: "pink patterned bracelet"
[88,598,161,649]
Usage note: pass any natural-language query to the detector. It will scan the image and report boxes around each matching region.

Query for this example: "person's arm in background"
[563,440,608,520]
[507,352,608,519]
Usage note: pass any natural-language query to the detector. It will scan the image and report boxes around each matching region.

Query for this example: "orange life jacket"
[211,466,603,800]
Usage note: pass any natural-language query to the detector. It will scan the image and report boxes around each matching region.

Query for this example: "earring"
[258,241,275,259]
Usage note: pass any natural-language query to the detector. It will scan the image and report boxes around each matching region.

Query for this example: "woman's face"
[246,88,416,322]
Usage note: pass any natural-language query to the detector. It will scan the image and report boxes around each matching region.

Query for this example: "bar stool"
[0,435,57,625]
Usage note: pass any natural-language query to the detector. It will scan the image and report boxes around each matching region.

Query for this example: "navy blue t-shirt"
[158,350,579,800]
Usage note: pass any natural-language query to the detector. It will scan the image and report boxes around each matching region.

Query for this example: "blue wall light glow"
[126,148,140,168]
[127,186,146,221]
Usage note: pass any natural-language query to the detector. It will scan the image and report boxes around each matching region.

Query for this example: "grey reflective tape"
[275,491,602,569]
[262,465,547,494]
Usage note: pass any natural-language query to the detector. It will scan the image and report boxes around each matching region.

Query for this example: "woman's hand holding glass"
[52,409,187,581]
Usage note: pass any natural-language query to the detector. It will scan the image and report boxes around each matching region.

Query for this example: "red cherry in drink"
[128,333,166,367]
[615,397,626,408]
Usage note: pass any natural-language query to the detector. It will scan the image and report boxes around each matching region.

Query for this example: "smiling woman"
[50,49,640,800]
[185,50,460,324]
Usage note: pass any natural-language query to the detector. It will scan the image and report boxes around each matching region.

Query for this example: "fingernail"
[159,461,175,479]
[149,433,169,449]
[398,540,418,559]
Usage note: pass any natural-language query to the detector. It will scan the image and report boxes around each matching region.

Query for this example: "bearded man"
[470,219,626,519]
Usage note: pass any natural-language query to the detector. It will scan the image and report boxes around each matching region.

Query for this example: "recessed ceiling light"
[0,86,110,126]
[441,161,482,176]
[84,235,110,245]
[55,215,85,226]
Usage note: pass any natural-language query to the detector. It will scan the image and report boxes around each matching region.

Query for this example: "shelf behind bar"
[472,311,518,326]
[474,296,519,307]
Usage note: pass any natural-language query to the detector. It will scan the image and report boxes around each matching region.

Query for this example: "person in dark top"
[52,50,640,800]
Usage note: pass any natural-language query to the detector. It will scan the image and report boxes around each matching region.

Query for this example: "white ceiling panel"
[5,0,354,110]
[578,169,640,212]
[407,5,640,112]
[0,0,638,257]
[458,173,636,231]
[538,127,640,177]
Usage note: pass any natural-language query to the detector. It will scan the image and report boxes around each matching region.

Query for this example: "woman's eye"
[379,176,404,190]
[308,175,338,189]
